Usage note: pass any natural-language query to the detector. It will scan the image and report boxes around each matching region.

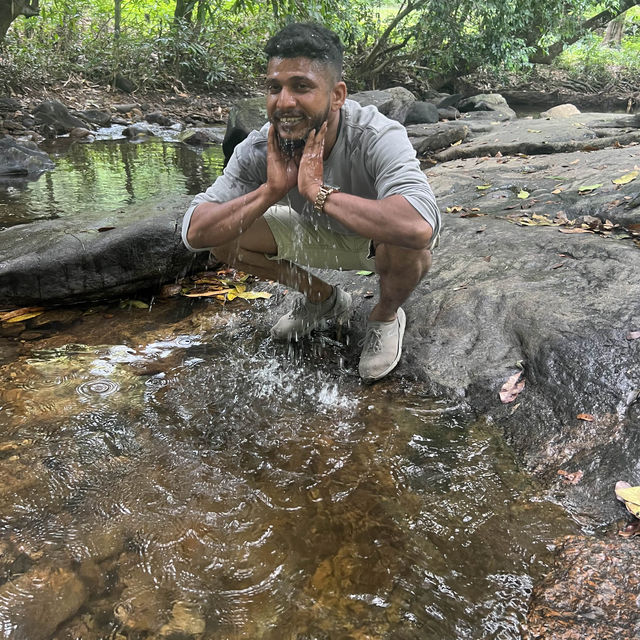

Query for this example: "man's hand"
[265,125,299,202]
[298,121,327,204]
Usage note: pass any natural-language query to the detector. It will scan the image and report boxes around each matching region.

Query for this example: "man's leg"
[211,216,332,303]
[359,243,431,381]
[371,243,432,322]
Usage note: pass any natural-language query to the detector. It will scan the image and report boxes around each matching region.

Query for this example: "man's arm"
[298,126,435,251]
[186,126,298,249]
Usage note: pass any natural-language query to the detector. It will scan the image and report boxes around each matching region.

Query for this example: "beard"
[272,104,330,157]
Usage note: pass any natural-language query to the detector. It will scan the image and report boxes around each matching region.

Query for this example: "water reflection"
[0,139,224,229]
[0,303,577,639]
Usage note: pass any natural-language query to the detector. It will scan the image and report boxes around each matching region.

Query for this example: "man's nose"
[276,87,297,109]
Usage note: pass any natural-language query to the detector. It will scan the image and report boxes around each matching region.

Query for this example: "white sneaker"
[271,286,352,341]
[358,307,406,381]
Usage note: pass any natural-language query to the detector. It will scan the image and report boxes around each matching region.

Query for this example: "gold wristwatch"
[313,184,340,213]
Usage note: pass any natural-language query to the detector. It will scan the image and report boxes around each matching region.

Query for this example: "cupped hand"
[265,125,299,202]
[298,121,327,204]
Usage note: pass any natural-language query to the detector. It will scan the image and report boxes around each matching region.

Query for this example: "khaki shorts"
[263,204,376,271]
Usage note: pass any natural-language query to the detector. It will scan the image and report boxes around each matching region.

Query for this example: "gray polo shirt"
[182,99,440,251]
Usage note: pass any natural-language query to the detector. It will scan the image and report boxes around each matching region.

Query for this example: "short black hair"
[264,22,343,80]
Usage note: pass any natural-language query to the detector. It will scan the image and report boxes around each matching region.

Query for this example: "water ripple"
[76,378,120,398]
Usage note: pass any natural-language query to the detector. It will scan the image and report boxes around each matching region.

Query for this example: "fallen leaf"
[483,255,492,262]
[627,331,640,340]
[119,299,149,309]
[476,226,486,233]
[451,139,462,146]
[551,188,563,194]
[446,205,463,213]
[356,270,374,276]
[97,226,116,232]
[578,183,603,193]
[558,228,593,234]
[551,262,565,269]
[476,184,492,190]
[576,413,595,421]
[615,485,640,518]
[557,469,584,485]
[612,170,639,185]
[499,371,525,403]
[517,190,530,199]
[527,128,542,133]
[0,307,45,322]
[569,159,580,165]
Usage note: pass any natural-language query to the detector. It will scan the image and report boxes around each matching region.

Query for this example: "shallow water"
[0,138,224,229]
[0,297,577,639]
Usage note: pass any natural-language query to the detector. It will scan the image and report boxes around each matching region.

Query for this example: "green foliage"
[0,0,639,96]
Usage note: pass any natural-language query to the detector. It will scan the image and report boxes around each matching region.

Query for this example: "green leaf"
[517,190,530,199]
[356,270,374,276]
[578,184,603,193]
[120,299,149,309]
[476,184,492,190]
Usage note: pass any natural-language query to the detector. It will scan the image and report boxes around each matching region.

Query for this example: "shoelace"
[359,327,383,353]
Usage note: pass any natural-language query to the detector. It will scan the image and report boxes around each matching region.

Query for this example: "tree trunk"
[174,0,194,26]
[529,0,639,64]
[114,0,121,40]
[603,14,625,48]
[0,0,40,43]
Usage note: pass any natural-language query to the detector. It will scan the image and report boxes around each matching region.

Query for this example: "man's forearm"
[186,183,280,249]
[321,193,433,250]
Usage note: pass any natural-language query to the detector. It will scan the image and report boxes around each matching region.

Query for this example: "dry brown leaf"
[500,371,525,403]
[576,413,595,421]
[0,307,45,322]
[557,469,584,485]
[558,228,593,234]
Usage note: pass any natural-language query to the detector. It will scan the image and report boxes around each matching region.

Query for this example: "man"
[182,22,440,381]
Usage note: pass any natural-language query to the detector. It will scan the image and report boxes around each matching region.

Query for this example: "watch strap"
[313,184,339,213]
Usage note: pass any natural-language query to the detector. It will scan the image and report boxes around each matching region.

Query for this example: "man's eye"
[266,84,280,93]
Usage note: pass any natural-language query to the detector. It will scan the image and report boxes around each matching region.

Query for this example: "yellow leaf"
[233,291,272,300]
[0,307,44,322]
[615,486,640,518]
[527,129,542,133]
[612,170,639,185]
[446,205,463,213]
[552,188,563,194]
[517,190,530,199]
[451,139,462,146]
[476,184,492,190]
[5,311,44,323]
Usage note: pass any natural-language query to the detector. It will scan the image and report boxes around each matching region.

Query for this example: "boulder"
[222,96,268,164]
[540,103,582,119]
[0,196,208,306]
[348,87,416,123]
[179,127,226,145]
[78,109,112,127]
[32,100,88,135]
[0,137,54,176]
[405,122,469,154]
[146,111,177,127]
[458,93,517,120]
[404,101,440,125]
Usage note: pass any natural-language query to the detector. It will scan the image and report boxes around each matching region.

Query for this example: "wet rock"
[222,96,267,163]
[79,109,112,127]
[179,127,225,145]
[69,127,93,139]
[159,601,206,637]
[146,111,177,127]
[526,535,640,639]
[0,565,88,640]
[32,100,88,135]
[0,137,54,176]
[540,103,581,119]
[113,103,139,114]
[404,101,440,125]
[437,106,460,121]
[0,195,208,306]
[114,73,137,94]
[122,124,156,139]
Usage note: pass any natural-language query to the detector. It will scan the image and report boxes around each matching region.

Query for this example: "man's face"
[265,56,335,154]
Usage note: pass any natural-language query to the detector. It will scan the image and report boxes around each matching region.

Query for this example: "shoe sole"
[360,307,406,381]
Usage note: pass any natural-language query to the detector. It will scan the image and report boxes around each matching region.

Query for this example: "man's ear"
[331,81,347,112]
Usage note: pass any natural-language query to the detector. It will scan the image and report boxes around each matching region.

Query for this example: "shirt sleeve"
[363,123,441,238]
[181,129,268,252]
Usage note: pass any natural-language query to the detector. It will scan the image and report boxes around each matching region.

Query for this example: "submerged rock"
[0,137,54,175]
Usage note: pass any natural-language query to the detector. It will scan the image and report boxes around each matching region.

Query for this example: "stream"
[0,137,579,639]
